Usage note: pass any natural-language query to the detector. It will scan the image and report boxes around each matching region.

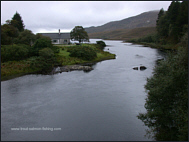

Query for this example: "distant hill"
[84,10,159,40]
[88,27,157,40]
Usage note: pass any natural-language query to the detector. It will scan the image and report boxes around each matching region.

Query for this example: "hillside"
[88,27,157,40]
[85,10,159,34]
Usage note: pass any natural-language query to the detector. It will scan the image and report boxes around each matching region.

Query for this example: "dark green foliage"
[11,11,25,32]
[1,45,29,62]
[35,33,52,41]
[1,11,25,45]
[30,48,56,74]
[156,8,165,26]
[137,33,188,141]
[1,12,59,75]
[67,45,97,60]
[14,29,36,46]
[137,34,158,43]
[39,48,54,59]
[156,14,169,44]
[31,37,53,56]
[128,34,158,44]
[50,45,60,54]
[1,24,19,45]
[156,1,188,45]
[96,40,106,50]
[33,37,53,49]
[70,26,89,43]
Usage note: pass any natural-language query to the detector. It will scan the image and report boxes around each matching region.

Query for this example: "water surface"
[1,39,165,141]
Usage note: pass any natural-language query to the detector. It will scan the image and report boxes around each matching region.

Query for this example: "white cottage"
[39,29,70,45]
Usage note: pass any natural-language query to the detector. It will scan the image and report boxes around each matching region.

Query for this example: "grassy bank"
[1,43,116,81]
[1,60,41,81]
[126,41,179,50]
[56,44,116,65]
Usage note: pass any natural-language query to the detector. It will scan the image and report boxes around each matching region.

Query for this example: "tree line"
[128,1,188,48]
[1,12,60,73]
[1,11,99,74]
[137,1,188,141]
[156,1,188,45]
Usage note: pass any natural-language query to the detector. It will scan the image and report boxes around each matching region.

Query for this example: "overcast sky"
[1,1,172,34]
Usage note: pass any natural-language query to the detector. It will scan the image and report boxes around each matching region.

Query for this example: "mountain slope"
[88,27,157,40]
[85,10,159,34]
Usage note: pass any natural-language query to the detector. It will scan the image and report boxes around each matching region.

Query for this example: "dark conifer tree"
[156,8,165,26]
[11,11,25,32]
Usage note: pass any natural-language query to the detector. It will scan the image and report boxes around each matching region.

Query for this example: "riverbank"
[1,43,116,81]
[125,41,179,50]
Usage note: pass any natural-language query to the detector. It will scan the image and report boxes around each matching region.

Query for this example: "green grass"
[1,43,116,81]
[1,60,40,81]
[55,44,116,65]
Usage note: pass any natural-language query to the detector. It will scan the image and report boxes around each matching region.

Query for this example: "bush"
[96,40,106,50]
[39,48,54,59]
[33,37,53,49]
[14,29,36,46]
[1,44,29,62]
[31,37,59,56]
[29,48,56,74]
[51,45,60,54]
[68,45,97,60]
[31,38,53,56]
[137,34,158,43]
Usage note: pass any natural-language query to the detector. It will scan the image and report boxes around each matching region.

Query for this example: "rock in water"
[140,66,147,70]
[133,67,138,70]
[52,65,93,74]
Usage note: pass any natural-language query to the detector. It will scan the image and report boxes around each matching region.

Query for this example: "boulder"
[140,66,147,70]
[52,65,93,74]
[133,67,138,70]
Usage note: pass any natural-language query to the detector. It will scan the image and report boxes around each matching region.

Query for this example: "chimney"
[59,29,60,34]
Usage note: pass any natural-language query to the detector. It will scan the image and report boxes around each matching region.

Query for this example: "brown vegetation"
[88,27,156,40]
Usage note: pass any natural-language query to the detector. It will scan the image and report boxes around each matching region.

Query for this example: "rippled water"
[1,39,165,141]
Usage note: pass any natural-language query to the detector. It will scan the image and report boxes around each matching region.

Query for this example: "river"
[1,39,166,141]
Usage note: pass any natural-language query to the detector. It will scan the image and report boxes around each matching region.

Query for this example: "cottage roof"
[39,33,70,39]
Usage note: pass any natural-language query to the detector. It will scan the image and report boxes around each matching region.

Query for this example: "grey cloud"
[1,1,171,34]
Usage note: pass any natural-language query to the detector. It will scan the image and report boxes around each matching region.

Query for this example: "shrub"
[96,40,106,50]
[33,37,53,49]
[39,48,54,59]
[29,48,56,74]
[1,44,29,62]
[14,29,36,46]
[31,38,59,56]
[68,45,97,60]
[31,38,53,56]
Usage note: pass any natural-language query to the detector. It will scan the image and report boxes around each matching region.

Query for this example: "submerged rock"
[52,65,93,74]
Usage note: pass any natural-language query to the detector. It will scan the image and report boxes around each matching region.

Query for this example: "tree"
[156,14,169,44]
[176,1,188,40]
[14,29,36,46]
[11,11,25,32]
[137,33,188,141]
[156,8,165,26]
[1,24,19,45]
[70,26,89,43]
[167,1,181,43]
[36,48,56,73]
[31,37,59,56]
